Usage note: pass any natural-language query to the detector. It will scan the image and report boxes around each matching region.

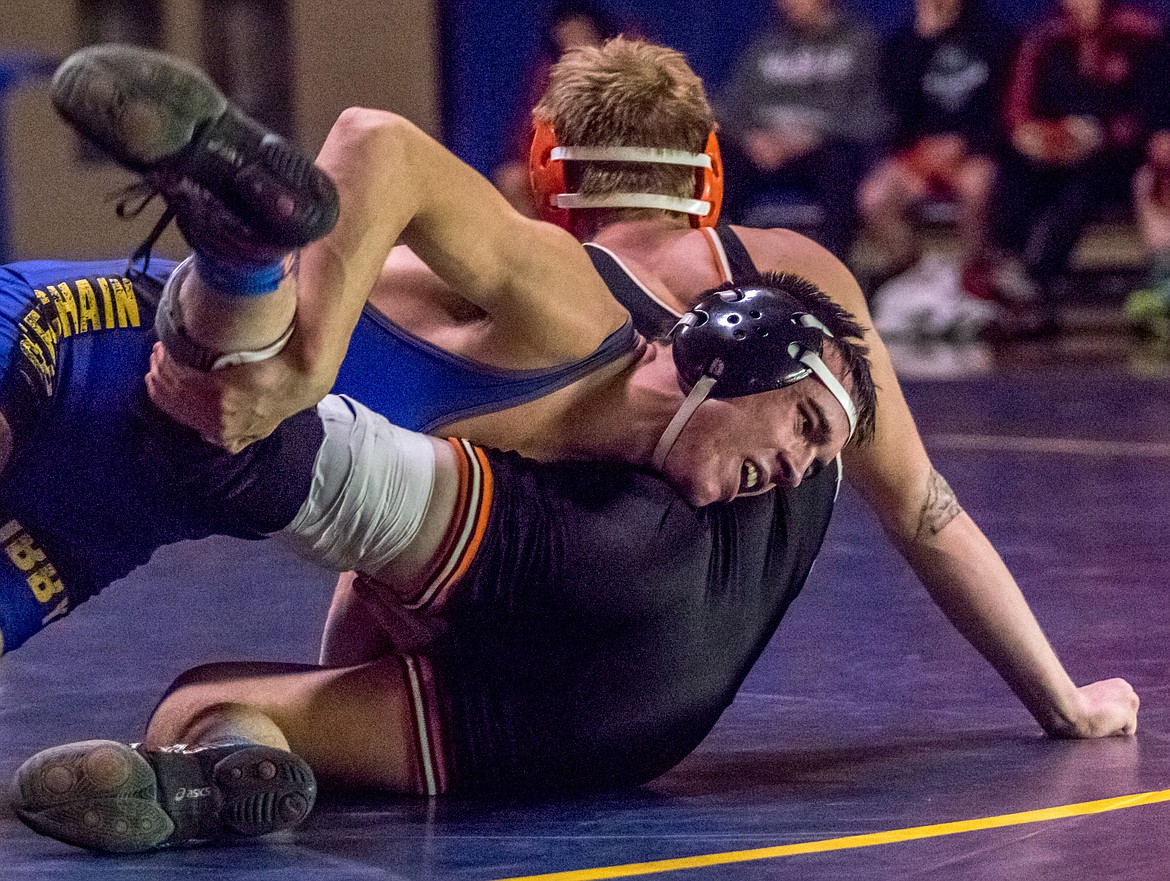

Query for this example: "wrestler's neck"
[548,341,686,468]
[572,208,689,243]
[577,211,723,314]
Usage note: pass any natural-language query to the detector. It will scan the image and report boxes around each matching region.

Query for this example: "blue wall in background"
[442,0,1170,176]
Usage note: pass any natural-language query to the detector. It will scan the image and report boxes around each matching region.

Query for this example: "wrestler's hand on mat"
[146,341,328,453]
[1046,678,1139,739]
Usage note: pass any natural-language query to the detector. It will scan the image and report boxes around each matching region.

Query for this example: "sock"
[176,199,295,297]
[193,250,290,297]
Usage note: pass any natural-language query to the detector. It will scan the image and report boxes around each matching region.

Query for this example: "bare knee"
[147,662,252,744]
[147,661,316,744]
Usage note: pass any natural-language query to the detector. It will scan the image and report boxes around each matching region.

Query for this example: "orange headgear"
[528,120,723,230]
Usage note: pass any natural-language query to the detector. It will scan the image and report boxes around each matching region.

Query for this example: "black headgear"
[650,283,857,470]
[671,285,825,398]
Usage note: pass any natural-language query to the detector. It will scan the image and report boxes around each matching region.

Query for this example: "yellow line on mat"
[492,788,1170,881]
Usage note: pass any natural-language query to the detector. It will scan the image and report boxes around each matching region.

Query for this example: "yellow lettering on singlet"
[97,278,116,329]
[49,283,79,338]
[24,308,57,363]
[32,290,60,347]
[5,531,44,572]
[0,525,68,614]
[76,279,100,333]
[18,336,50,390]
[110,277,140,328]
[27,563,63,603]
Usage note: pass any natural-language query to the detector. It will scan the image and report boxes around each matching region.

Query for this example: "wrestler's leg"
[12,657,430,853]
[320,573,397,665]
[146,658,423,791]
[52,44,337,367]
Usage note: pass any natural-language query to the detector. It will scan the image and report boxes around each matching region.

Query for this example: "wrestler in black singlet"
[428,227,842,793]
[440,450,838,793]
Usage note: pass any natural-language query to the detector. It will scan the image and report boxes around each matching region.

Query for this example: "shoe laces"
[113,180,162,220]
[111,182,177,277]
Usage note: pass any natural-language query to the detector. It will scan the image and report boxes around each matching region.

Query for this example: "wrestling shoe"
[12,739,316,853]
[51,43,338,250]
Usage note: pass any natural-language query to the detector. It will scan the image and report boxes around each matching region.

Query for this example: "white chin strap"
[556,192,711,218]
[651,374,718,470]
[650,314,858,473]
[549,145,713,220]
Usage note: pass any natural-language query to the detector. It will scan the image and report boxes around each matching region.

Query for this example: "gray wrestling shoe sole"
[51,43,338,248]
[13,739,316,853]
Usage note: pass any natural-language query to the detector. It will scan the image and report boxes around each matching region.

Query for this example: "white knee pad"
[280,395,436,572]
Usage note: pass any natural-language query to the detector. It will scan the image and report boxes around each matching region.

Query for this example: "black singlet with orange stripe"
[430,227,841,793]
[435,448,839,794]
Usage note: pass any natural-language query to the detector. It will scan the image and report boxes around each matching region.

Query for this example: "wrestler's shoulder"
[726,225,832,270]
[728,225,863,306]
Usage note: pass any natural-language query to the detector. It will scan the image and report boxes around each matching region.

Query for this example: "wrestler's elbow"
[322,107,419,174]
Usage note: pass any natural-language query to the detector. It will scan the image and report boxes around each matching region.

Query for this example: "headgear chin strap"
[793,315,858,437]
[650,287,858,472]
[651,374,718,470]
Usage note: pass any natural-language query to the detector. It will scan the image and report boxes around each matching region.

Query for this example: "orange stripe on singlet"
[407,439,494,614]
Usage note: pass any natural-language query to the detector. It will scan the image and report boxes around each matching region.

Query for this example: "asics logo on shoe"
[173,786,213,802]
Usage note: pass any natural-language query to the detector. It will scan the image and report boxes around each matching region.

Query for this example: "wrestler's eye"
[798,409,812,441]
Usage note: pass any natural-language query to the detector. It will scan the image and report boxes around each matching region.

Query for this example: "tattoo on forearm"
[916,469,963,540]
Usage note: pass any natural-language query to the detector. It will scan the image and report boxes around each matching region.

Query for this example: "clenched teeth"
[742,460,759,491]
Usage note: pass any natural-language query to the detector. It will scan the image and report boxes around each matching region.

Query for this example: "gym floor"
[2,320,1168,880]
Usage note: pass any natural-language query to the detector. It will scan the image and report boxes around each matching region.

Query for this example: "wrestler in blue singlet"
[0,258,321,653]
[0,254,638,655]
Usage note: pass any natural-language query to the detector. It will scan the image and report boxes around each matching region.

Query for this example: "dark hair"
[694,271,878,445]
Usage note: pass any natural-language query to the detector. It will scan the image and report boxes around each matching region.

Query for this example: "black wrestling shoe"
[51,43,338,249]
[12,739,316,853]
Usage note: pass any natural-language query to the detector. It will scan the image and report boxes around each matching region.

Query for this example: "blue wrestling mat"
[3,326,1170,880]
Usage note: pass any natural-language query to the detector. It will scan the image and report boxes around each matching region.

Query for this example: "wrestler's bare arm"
[736,227,1139,738]
[150,108,629,448]
[299,109,627,377]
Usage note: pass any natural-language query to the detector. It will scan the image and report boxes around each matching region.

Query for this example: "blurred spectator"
[1126,40,1170,340]
[492,1,623,216]
[718,0,890,262]
[992,0,1163,323]
[861,0,1009,310]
